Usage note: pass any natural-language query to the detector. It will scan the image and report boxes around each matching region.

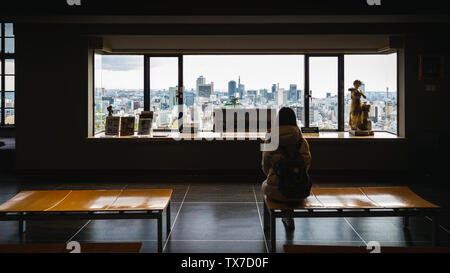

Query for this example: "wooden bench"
[264,187,440,253]
[0,189,172,253]
[0,242,143,253]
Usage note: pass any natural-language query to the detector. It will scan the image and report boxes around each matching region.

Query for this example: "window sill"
[87,131,404,143]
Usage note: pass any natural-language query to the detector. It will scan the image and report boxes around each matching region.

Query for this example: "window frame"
[92,53,146,134]
[92,51,399,136]
[343,52,399,135]
[304,54,344,131]
[1,22,16,127]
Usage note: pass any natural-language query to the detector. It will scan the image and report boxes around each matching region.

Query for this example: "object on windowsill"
[120,117,135,136]
[107,106,114,117]
[138,111,153,135]
[139,111,154,119]
[349,103,374,136]
[105,116,120,136]
[348,80,374,136]
[138,118,152,136]
[301,127,320,136]
[349,130,374,136]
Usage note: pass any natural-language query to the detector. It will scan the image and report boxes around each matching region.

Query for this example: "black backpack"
[273,138,312,199]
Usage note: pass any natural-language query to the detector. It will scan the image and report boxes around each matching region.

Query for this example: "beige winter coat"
[261,125,312,203]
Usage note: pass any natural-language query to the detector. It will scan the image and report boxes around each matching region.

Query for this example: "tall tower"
[196,76,206,96]
[228,81,237,99]
[238,76,245,99]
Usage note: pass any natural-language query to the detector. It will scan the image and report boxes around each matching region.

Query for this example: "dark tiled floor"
[0,173,449,253]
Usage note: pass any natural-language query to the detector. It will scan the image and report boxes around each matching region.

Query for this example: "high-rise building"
[386,101,393,119]
[237,76,245,99]
[289,84,298,102]
[133,101,142,110]
[247,90,257,96]
[291,106,304,124]
[102,97,114,106]
[198,83,214,98]
[277,88,288,105]
[196,76,206,96]
[184,91,195,107]
[259,89,266,98]
[297,90,303,103]
[228,81,237,99]
[158,110,172,127]
[370,105,379,123]
[169,87,178,108]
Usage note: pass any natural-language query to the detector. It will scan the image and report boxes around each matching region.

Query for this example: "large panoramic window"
[183,55,305,131]
[345,53,398,133]
[92,52,399,136]
[1,23,15,126]
[94,54,144,133]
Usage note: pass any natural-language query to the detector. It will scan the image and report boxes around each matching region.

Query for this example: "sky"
[96,53,397,98]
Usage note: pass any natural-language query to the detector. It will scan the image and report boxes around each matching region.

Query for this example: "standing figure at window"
[348,80,367,130]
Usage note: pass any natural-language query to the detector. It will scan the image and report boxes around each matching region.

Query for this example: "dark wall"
[3,0,450,16]
[403,36,450,179]
[13,22,449,174]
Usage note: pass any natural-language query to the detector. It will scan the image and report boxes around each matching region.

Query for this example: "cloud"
[100,55,143,72]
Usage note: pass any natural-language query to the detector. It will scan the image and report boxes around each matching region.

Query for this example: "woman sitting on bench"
[261,107,312,230]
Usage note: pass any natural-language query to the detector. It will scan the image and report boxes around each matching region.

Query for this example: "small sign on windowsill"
[301,127,320,135]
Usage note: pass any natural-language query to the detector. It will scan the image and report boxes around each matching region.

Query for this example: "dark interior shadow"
[402,227,415,246]
[284,227,295,244]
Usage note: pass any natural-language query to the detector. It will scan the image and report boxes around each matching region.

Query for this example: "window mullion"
[338,55,344,132]
[304,55,310,128]
[1,23,5,125]
[144,55,150,111]
[178,55,183,133]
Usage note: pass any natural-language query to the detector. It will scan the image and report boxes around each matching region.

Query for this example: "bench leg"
[167,201,171,235]
[19,213,26,234]
[270,212,276,253]
[264,202,269,240]
[403,216,409,228]
[19,220,26,234]
[432,213,439,247]
[158,213,163,253]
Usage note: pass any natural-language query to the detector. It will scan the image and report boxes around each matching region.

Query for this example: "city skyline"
[96,54,397,98]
